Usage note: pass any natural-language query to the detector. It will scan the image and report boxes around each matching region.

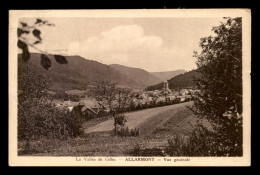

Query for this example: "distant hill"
[109,64,162,87]
[18,53,146,92]
[151,69,187,82]
[145,69,200,91]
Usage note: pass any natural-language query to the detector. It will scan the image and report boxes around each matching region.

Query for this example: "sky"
[20,17,225,72]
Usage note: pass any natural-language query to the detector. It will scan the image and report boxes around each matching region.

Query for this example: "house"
[180,89,190,96]
[148,97,153,102]
[180,97,186,102]
[155,96,166,103]
[152,90,161,96]
[165,97,170,102]
[169,95,177,101]
[62,101,79,111]
[130,98,139,107]
[138,99,149,106]
[136,92,149,100]
[170,91,179,96]
[79,99,104,118]
[177,94,191,102]
[183,95,191,99]
[190,89,200,95]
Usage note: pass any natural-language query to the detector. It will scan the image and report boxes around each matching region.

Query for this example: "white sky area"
[20,18,225,72]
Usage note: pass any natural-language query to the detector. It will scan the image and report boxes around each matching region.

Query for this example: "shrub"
[117,127,140,137]
[114,114,127,126]
[165,122,242,157]
[18,98,85,143]
[130,128,140,137]
[18,66,86,151]
[114,114,127,135]
[117,126,129,137]
[113,114,139,137]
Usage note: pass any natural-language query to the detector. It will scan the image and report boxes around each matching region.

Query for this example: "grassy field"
[85,102,193,133]
[18,102,210,156]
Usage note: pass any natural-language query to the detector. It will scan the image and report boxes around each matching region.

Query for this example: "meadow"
[18,102,210,156]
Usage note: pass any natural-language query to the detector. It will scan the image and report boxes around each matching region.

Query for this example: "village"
[51,81,199,120]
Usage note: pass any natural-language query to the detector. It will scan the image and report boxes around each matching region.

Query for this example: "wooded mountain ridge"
[151,70,187,82]
[18,53,186,92]
[145,69,200,91]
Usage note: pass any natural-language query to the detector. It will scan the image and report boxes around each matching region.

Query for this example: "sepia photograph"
[9,9,251,166]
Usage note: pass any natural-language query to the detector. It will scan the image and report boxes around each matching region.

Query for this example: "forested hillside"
[151,70,186,82]
[145,69,200,90]
[110,64,162,86]
[18,53,145,92]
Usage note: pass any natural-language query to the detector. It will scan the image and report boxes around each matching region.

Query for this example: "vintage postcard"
[9,9,251,166]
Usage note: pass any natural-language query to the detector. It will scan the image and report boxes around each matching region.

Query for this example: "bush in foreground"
[165,122,242,157]
[192,17,243,156]
[18,66,86,151]
[18,99,85,142]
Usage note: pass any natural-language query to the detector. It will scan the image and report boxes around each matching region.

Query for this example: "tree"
[18,66,85,151]
[18,65,48,148]
[193,17,242,156]
[93,81,133,134]
[18,66,46,99]
[94,81,133,113]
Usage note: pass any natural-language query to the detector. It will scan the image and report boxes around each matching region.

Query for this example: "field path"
[84,101,193,134]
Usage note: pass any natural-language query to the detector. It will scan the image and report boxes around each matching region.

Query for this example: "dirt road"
[84,101,193,134]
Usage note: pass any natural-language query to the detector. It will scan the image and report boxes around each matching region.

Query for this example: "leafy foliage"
[114,114,127,126]
[18,65,48,102]
[17,18,67,70]
[70,105,87,136]
[192,17,243,156]
[17,39,27,49]
[193,17,242,117]
[18,98,75,141]
[54,55,68,64]
[18,65,84,150]
[93,81,137,136]
[113,114,139,137]
[40,54,52,70]
[94,81,133,113]
[32,29,42,41]
[166,122,242,156]
[17,40,30,62]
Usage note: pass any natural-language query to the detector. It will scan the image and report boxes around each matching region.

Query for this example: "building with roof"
[180,89,190,96]
[78,99,106,118]
[62,101,79,111]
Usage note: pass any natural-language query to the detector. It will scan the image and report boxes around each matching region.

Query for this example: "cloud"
[67,24,195,72]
